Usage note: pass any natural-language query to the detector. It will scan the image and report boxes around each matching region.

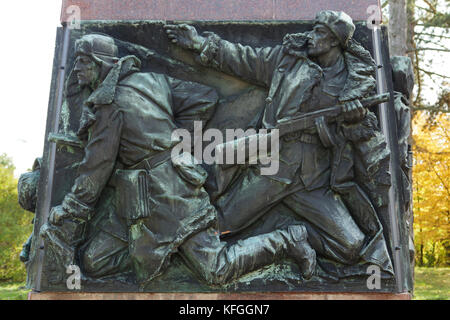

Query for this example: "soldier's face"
[307,24,338,57]
[74,54,100,87]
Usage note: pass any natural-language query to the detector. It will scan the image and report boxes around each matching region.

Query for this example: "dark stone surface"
[378,29,414,292]
[391,56,415,99]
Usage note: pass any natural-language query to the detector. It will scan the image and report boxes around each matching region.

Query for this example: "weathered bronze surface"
[20,8,414,294]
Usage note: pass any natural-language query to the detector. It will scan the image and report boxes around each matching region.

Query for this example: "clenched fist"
[342,99,367,123]
[164,24,206,52]
[49,205,70,226]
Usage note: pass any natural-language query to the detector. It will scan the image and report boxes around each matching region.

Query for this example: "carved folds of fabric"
[77,104,97,138]
[62,193,94,222]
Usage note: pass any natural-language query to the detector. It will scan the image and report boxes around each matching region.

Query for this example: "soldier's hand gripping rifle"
[277,92,389,136]
[275,92,390,147]
[215,93,390,164]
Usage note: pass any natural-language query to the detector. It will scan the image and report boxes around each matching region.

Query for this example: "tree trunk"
[406,0,416,66]
[389,0,408,56]
[419,241,424,266]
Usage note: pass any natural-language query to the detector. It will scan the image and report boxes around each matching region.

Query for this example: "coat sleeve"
[197,32,283,88]
[167,76,219,132]
[61,104,123,221]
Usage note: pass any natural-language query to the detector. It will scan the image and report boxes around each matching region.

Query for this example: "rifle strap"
[315,116,337,148]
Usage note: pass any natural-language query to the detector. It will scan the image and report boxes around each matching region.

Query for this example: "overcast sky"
[0,2,61,176]
[0,1,447,178]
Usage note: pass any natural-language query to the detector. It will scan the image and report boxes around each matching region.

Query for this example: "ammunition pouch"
[114,149,173,222]
[114,152,207,224]
[114,169,152,223]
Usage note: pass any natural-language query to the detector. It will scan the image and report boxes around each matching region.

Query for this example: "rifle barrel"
[276,93,390,136]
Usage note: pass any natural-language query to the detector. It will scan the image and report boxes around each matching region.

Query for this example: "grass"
[0,282,29,300]
[0,267,448,300]
[413,267,449,300]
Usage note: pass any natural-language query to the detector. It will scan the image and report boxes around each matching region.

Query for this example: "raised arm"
[164,24,283,87]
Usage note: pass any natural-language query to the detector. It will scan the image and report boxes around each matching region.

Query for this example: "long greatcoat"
[57,56,220,284]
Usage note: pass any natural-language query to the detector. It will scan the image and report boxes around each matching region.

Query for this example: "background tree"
[406,0,449,116]
[407,0,449,266]
[385,0,449,267]
[386,0,449,115]
[0,154,33,282]
[412,114,449,266]
[389,0,408,56]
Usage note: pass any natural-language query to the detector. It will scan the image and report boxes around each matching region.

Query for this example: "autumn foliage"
[0,154,33,282]
[413,113,450,267]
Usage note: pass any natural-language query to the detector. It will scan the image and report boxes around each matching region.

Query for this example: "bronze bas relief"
[21,10,414,293]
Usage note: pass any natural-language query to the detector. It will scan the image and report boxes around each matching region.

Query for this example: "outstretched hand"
[164,24,205,52]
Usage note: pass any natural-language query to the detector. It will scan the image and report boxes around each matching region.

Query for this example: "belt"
[282,131,320,144]
[129,149,173,171]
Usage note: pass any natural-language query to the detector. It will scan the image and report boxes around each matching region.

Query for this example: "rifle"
[276,92,390,137]
[215,93,390,163]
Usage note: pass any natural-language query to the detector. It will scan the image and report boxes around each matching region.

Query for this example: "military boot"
[283,225,317,279]
[180,224,317,285]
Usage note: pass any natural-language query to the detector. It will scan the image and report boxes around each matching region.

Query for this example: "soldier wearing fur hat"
[165,10,395,277]
[40,33,317,288]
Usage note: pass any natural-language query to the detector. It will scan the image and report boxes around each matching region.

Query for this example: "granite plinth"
[29,291,411,300]
[61,0,381,22]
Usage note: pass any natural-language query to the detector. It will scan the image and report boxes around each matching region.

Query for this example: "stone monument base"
[28,291,412,300]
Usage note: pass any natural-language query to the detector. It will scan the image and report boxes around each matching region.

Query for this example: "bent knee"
[341,232,365,264]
